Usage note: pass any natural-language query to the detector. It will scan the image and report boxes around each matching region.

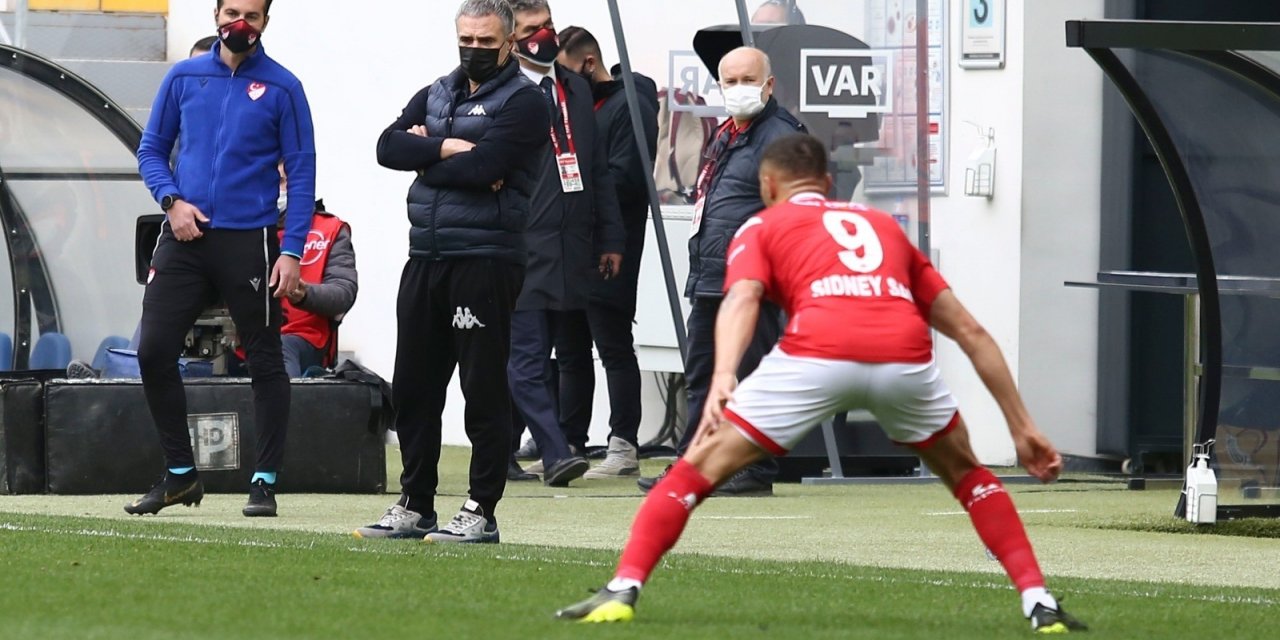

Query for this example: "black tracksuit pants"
[677,296,782,480]
[138,226,289,474]
[555,304,642,451]
[393,258,523,520]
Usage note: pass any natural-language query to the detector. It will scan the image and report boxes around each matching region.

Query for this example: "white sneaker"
[424,500,499,544]
[584,437,640,479]
[352,504,436,539]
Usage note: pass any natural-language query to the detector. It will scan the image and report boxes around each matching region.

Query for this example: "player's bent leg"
[914,416,1087,633]
[556,423,766,623]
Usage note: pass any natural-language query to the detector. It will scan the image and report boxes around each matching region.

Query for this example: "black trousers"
[677,296,782,479]
[556,304,642,451]
[393,258,523,519]
[138,227,288,473]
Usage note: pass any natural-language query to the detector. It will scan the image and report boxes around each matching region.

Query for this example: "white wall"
[1017,0,1105,457]
[167,1,1108,458]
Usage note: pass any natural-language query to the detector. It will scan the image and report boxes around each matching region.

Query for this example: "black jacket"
[685,97,805,298]
[588,68,659,314]
[376,59,548,264]
[516,64,626,311]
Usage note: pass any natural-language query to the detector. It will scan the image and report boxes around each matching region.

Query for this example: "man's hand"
[270,255,302,300]
[1014,427,1064,483]
[441,138,476,159]
[167,200,210,242]
[598,253,623,279]
[408,124,428,137]
[490,179,505,192]
[286,280,308,305]
[693,372,737,447]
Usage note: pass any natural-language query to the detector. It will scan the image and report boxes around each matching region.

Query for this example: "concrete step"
[0,11,166,61]
[55,58,170,114]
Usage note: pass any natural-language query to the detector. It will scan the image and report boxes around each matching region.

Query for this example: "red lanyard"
[696,120,739,200]
[548,78,577,156]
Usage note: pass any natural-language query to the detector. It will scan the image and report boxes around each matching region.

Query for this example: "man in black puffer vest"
[357,0,548,545]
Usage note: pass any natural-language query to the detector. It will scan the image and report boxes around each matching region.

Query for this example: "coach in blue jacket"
[131,0,314,518]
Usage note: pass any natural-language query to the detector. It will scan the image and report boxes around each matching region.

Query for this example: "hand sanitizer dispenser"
[1184,440,1217,525]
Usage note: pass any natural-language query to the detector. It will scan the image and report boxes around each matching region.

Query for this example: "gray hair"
[509,0,550,14]
[457,0,515,35]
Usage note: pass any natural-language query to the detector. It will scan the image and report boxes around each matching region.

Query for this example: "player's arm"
[696,279,765,443]
[928,289,1063,482]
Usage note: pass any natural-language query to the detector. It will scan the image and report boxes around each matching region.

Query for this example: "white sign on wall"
[960,0,1005,69]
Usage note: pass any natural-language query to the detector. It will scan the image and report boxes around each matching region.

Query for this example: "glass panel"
[1125,49,1280,508]
[0,64,138,173]
[619,0,943,354]
[6,180,147,361]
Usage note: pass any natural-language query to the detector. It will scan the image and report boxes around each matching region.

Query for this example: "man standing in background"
[554,25,659,479]
[131,0,313,518]
[357,0,547,544]
[505,0,626,487]
[637,46,805,496]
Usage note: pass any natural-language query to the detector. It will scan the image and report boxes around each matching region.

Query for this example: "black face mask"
[459,46,504,83]
[218,18,261,54]
[515,27,559,66]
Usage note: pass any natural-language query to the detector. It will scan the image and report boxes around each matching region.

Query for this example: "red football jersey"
[724,193,949,363]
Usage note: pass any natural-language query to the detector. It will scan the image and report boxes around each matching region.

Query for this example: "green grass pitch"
[1,446,1277,639]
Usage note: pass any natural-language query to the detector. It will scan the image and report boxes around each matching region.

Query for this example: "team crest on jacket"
[248,82,267,101]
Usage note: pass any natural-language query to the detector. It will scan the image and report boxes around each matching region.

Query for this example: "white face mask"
[722,82,767,118]
[277,190,288,214]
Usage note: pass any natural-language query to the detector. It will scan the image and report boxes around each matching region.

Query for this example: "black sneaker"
[243,479,278,517]
[711,468,773,497]
[544,456,589,487]
[124,472,204,515]
[636,464,672,493]
[65,360,99,379]
[1029,602,1088,634]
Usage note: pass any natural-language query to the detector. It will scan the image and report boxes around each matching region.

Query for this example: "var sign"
[799,48,894,120]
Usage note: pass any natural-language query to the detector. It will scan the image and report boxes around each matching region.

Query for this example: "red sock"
[953,467,1046,592]
[615,459,715,583]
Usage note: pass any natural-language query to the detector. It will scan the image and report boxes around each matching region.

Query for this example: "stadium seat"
[30,332,72,370]
[91,335,131,370]
[0,333,12,371]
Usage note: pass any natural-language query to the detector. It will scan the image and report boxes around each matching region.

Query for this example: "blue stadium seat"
[0,333,11,371]
[30,332,72,370]
[91,335,131,370]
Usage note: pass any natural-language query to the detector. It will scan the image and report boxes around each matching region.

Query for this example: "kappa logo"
[249,277,262,292]
[452,307,486,330]
[965,482,1006,509]
[468,104,488,117]
[247,82,267,101]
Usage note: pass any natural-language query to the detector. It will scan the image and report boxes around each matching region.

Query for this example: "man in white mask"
[637,46,806,497]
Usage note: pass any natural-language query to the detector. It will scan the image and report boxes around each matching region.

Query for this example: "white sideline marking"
[2,521,1274,608]
[924,509,1081,517]
[702,516,813,521]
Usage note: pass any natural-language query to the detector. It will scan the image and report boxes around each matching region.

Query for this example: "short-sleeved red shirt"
[724,193,949,363]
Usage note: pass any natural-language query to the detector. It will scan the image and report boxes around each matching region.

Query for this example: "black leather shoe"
[711,469,773,497]
[636,464,672,493]
[243,479,278,517]
[544,456,589,487]
[508,460,538,482]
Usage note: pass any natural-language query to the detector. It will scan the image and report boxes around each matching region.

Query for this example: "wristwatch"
[161,194,181,211]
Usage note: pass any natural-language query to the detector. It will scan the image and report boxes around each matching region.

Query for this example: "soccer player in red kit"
[556,134,1088,634]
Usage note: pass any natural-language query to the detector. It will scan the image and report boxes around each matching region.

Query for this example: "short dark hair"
[509,0,550,13]
[761,134,828,180]
[190,35,219,56]
[558,26,601,60]
[216,0,274,15]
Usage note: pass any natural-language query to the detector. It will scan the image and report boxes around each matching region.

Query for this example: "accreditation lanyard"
[548,78,584,193]
[690,119,741,236]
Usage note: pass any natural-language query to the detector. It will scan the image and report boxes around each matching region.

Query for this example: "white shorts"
[723,348,960,455]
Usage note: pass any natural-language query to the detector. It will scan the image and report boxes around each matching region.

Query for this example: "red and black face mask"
[218,18,261,54]
[515,27,559,66]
